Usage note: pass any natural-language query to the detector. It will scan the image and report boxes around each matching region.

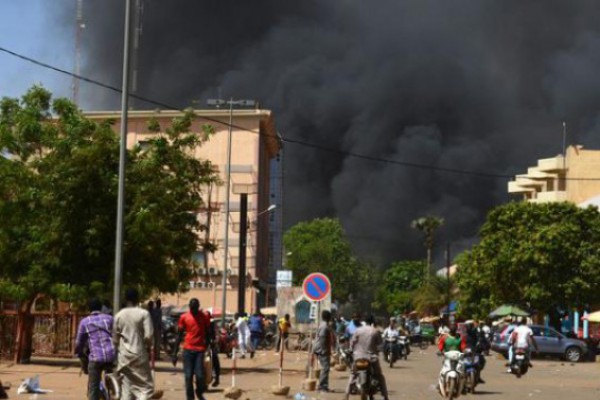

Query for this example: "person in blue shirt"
[248,311,264,358]
[344,313,362,339]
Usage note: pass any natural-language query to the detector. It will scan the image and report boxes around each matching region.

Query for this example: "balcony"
[537,156,566,172]
[531,190,568,203]
[508,181,535,194]
[514,175,545,188]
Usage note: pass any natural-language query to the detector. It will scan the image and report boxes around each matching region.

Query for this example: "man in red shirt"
[173,298,210,400]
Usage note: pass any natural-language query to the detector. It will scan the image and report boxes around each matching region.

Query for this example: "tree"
[411,216,444,279]
[374,260,426,314]
[0,87,219,361]
[455,201,600,319]
[283,218,376,306]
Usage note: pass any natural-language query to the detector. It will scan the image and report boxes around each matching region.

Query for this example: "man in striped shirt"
[75,298,116,400]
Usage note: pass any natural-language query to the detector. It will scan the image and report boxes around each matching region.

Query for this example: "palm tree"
[411,216,444,280]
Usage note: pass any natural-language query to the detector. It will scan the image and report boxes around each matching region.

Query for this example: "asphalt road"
[2,346,600,399]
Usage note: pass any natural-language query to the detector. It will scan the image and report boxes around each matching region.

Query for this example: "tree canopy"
[283,217,376,305]
[0,86,219,307]
[455,201,600,319]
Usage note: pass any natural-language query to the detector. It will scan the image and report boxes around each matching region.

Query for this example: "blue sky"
[0,1,74,100]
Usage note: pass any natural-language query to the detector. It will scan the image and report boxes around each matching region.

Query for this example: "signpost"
[302,272,331,302]
[276,270,293,289]
[302,272,331,384]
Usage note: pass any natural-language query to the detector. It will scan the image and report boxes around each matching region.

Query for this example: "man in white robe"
[114,289,155,400]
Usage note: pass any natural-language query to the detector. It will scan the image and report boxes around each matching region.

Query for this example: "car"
[491,324,588,362]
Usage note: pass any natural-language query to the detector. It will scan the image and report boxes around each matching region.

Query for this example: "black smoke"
[68,0,600,266]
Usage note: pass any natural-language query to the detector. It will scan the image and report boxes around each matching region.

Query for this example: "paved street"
[1,346,600,399]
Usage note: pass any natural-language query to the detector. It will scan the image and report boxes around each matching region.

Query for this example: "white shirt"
[512,325,533,348]
[382,327,400,339]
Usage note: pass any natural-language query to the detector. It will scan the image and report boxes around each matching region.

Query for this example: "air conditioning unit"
[188,281,196,289]
[208,268,217,276]
[207,282,215,289]
[197,281,207,289]
[227,268,234,276]
[199,268,208,276]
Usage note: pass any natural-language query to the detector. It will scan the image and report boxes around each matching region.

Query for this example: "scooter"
[510,347,529,378]
[462,348,480,394]
[438,350,465,400]
[383,337,400,367]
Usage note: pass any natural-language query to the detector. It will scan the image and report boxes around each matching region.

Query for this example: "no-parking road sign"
[302,272,331,302]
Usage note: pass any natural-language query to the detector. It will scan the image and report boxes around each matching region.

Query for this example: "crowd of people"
[75,294,543,400]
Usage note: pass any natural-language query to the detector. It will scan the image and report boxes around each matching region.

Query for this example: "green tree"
[283,217,375,305]
[0,87,218,361]
[375,260,426,314]
[411,216,444,279]
[455,201,600,319]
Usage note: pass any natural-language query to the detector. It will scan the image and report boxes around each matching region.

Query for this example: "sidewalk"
[0,350,347,399]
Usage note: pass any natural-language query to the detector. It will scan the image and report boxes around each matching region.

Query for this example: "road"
[1,345,599,399]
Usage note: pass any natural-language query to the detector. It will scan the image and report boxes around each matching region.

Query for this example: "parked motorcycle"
[510,347,529,378]
[352,358,381,400]
[462,348,480,394]
[383,337,400,367]
[438,350,464,400]
[161,315,179,355]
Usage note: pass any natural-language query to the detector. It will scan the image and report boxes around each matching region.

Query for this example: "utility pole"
[207,98,255,326]
[445,242,451,317]
[113,0,133,313]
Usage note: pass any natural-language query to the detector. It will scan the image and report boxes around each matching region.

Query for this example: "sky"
[0,1,75,100]
[4,1,600,266]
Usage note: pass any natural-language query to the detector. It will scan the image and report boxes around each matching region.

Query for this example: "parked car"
[491,324,588,362]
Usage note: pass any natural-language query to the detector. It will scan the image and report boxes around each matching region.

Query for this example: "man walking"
[114,288,156,400]
[75,299,116,400]
[173,298,211,400]
[248,311,264,358]
[151,299,163,360]
[313,310,333,393]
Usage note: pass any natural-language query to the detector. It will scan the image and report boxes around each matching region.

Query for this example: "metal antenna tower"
[72,0,84,105]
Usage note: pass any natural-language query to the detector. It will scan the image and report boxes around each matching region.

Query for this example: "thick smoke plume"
[66,0,600,266]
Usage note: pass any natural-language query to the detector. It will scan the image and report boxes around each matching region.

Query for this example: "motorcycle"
[462,348,480,394]
[510,347,529,378]
[438,350,465,400]
[383,337,400,367]
[161,315,179,355]
[352,358,381,400]
[338,337,354,369]
[398,335,409,359]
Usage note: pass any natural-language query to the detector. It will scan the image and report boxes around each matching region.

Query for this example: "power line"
[2,45,600,181]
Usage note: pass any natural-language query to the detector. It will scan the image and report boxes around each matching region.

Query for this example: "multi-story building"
[84,108,281,312]
[508,145,600,205]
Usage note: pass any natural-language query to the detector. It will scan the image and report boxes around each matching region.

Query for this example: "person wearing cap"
[114,288,157,400]
[173,298,211,400]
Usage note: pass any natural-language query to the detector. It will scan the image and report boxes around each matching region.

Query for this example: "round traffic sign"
[302,272,331,302]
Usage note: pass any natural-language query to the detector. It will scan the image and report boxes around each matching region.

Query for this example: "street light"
[207,98,256,326]
[257,204,277,217]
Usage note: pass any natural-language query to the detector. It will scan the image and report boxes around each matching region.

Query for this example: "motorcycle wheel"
[389,357,394,368]
[446,378,456,400]
[469,371,476,394]
[360,387,368,400]
[419,340,429,350]
[263,335,275,351]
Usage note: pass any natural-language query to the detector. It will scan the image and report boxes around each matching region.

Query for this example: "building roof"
[82,108,281,157]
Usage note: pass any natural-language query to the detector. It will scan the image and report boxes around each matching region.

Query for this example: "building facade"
[508,145,600,204]
[84,108,281,312]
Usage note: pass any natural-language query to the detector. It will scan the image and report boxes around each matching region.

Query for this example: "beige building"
[508,145,600,204]
[84,108,280,312]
